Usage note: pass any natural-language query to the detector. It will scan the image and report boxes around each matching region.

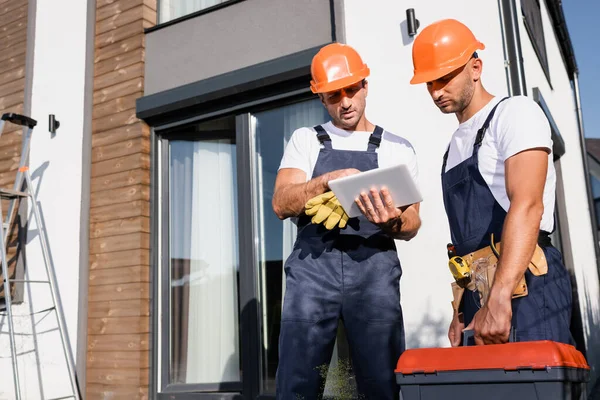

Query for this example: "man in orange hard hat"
[272,42,421,399]
[410,19,573,347]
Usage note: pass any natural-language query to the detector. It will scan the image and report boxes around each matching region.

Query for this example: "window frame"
[521,0,552,87]
[152,90,318,400]
[148,0,247,33]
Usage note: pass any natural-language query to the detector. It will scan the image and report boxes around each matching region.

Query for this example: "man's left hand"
[464,293,512,345]
[355,187,401,226]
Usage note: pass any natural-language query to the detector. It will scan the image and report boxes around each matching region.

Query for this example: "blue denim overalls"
[442,98,573,344]
[276,124,405,400]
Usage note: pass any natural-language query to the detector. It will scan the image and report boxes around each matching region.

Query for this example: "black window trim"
[532,87,565,159]
[148,0,247,33]
[152,90,320,399]
[521,0,553,88]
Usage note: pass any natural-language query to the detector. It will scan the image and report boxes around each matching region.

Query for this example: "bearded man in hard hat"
[410,19,573,347]
[272,42,421,399]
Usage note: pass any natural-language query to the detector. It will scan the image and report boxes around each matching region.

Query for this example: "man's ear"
[363,79,369,96]
[471,58,483,82]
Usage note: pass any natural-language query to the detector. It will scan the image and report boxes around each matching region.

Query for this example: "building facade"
[0,0,599,399]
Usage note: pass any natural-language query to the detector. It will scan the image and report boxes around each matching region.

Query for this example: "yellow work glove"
[305,191,348,229]
[324,203,349,230]
[305,191,335,217]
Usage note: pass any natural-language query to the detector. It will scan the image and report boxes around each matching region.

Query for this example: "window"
[591,175,600,230]
[522,0,551,84]
[159,0,237,24]
[251,100,329,393]
[159,115,242,394]
[156,97,333,398]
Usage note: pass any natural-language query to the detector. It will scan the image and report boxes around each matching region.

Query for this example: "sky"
[563,1,600,138]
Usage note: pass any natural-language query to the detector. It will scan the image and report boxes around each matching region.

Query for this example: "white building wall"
[516,0,600,386]
[343,2,600,382]
[0,1,90,399]
[343,0,509,348]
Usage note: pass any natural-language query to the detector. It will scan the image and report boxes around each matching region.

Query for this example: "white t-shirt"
[444,95,555,232]
[279,121,419,185]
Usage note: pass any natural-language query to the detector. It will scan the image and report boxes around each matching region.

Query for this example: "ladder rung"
[0,188,28,199]
[0,306,55,317]
[4,279,50,284]
[46,396,75,400]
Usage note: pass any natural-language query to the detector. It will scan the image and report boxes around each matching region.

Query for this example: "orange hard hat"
[310,43,370,94]
[410,19,485,85]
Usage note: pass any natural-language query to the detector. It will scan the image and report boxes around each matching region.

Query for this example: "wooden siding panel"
[97,5,154,35]
[90,216,150,239]
[0,90,24,109]
[95,62,144,91]
[87,333,150,352]
[0,4,26,29]
[86,384,148,399]
[90,200,150,224]
[88,316,149,335]
[89,0,153,396]
[0,51,26,75]
[88,299,150,319]
[91,152,150,178]
[91,168,151,193]
[94,47,144,78]
[87,350,150,369]
[89,266,150,286]
[92,136,149,163]
[88,281,150,302]
[90,184,150,208]
[0,77,25,98]
[95,33,143,65]
[89,231,150,254]
[0,60,25,86]
[91,122,149,148]
[96,0,141,22]
[0,15,26,41]
[90,249,150,270]
[0,0,26,16]
[93,77,143,105]
[0,143,20,161]
[87,368,150,386]
[92,107,139,133]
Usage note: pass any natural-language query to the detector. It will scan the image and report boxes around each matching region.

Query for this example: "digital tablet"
[328,163,423,218]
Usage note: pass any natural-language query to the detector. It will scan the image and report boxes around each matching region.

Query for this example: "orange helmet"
[310,43,370,94]
[410,19,485,85]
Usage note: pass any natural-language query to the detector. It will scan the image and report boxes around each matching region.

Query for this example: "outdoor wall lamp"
[406,8,420,37]
[49,114,60,135]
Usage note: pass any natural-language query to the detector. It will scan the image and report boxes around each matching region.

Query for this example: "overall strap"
[367,125,384,152]
[442,97,510,174]
[473,97,510,152]
[314,125,332,149]
[442,146,450,175]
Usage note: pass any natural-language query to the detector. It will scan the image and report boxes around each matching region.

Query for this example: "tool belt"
[449,234,549,312]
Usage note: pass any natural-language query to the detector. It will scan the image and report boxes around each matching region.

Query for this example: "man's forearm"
[490,202,542,298]
[381,204,421,240]
[272,174,330,219]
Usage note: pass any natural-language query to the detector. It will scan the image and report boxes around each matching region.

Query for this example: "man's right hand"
[326,168,361,185]
[448,310,464,347]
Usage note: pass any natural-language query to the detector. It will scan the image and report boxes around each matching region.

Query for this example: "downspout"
[498,0,528,96]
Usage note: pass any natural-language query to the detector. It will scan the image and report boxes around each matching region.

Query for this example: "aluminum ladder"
[0,113,81,400]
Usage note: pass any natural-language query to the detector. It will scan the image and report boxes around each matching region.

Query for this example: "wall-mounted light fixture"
[406,8,420,37]
[49,114,60,135]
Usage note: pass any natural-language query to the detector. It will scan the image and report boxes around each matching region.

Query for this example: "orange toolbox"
[396,340,590,399]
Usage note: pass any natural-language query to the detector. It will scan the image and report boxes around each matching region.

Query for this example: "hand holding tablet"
[327,163,423,218]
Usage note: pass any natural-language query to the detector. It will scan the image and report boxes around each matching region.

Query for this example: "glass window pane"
[160,0,226,23]
[252,99,329,393]
[168,126,241,385]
